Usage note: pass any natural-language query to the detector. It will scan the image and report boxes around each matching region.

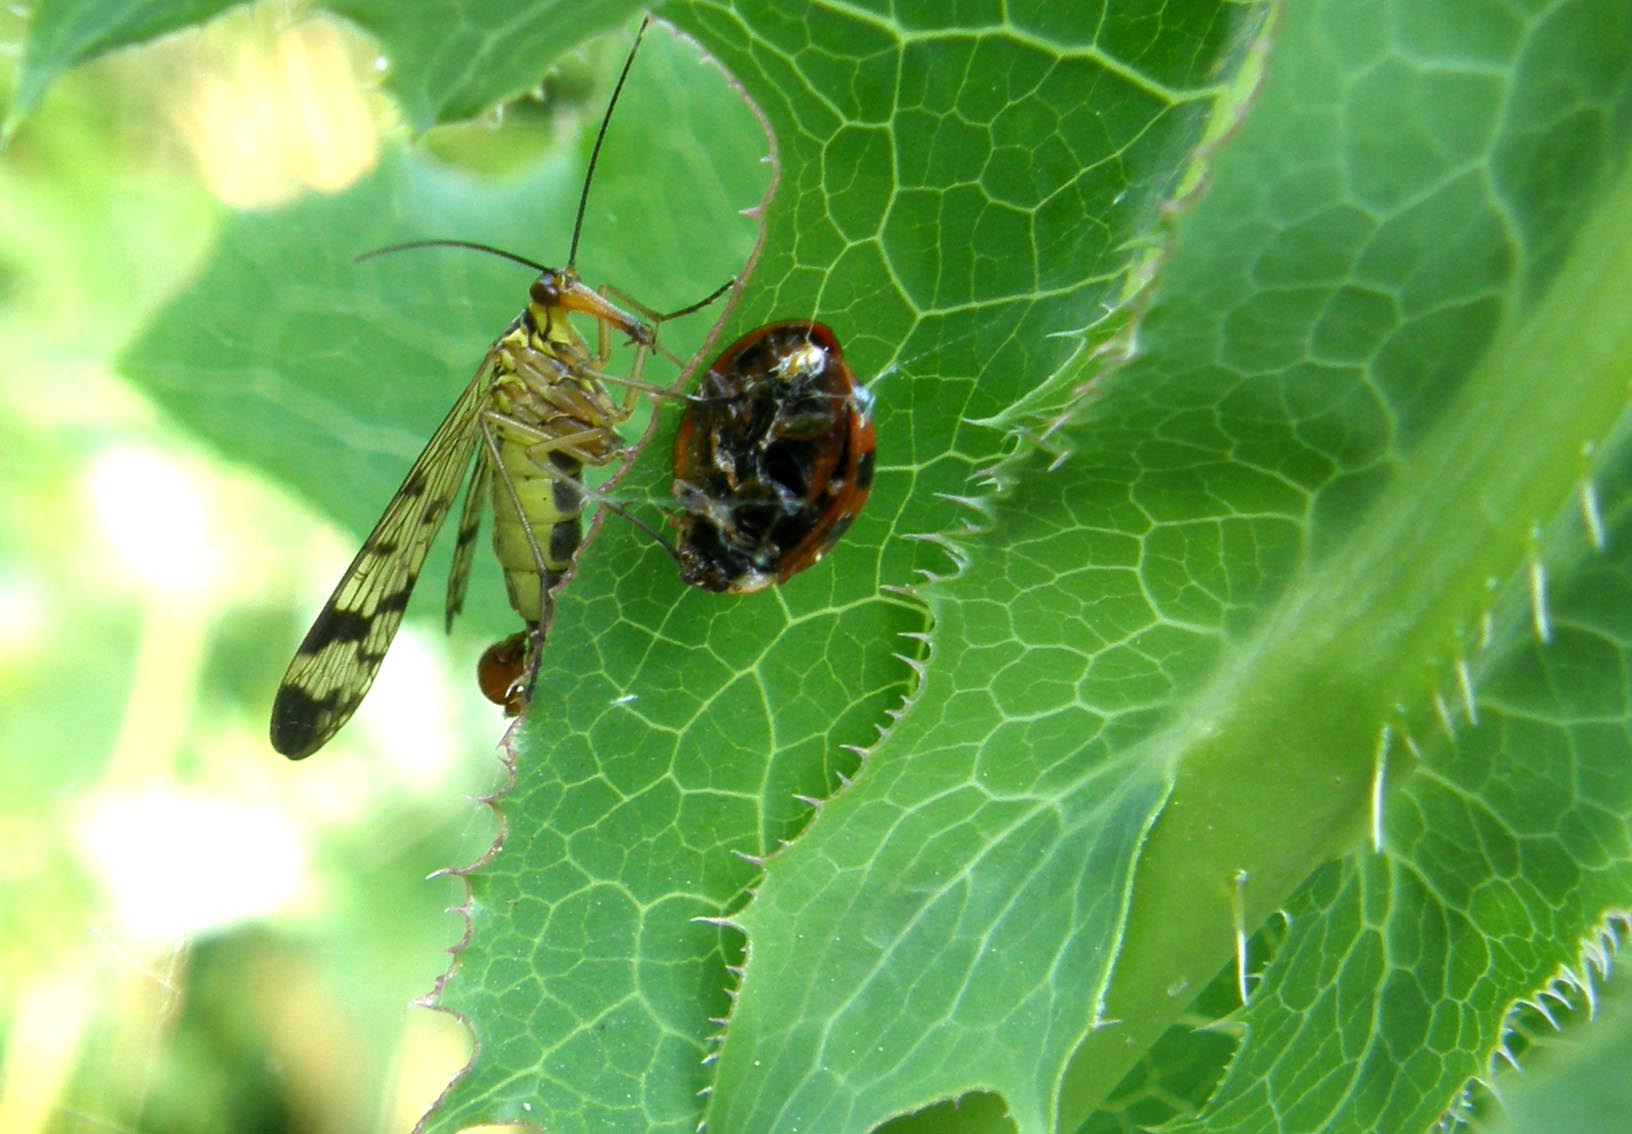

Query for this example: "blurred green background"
[0,6,661,1131]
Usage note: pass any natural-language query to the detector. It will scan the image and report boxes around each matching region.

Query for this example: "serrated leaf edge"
[410,720,526,1134]
[1449,911,1632,1132]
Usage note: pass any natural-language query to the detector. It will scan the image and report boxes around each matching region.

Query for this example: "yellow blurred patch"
[165,11,386,209]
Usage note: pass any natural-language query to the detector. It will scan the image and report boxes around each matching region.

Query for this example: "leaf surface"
[427,3,1265,1132]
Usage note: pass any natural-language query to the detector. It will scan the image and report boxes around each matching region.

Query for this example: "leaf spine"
[1455,658,1478,725]
[1529,544,1552,643]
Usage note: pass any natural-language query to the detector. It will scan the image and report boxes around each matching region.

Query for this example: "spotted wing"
[270,353,499,759]
[444,440,492,632]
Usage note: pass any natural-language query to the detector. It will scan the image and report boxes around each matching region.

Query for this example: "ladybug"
[672,321,876,593]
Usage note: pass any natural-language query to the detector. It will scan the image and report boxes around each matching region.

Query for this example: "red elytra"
[673,321,876,593]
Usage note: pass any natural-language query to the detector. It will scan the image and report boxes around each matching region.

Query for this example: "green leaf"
[426,3,1265,1132]
[9,0,247,134]
[1157,400,1632,1134]
[689,0,1632,1130]
[1059,0,1632,1124]
[1478,967,1632,1134]
[322,0,650,133]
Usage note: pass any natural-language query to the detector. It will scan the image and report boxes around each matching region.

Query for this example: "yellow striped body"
[486,294,629,623]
